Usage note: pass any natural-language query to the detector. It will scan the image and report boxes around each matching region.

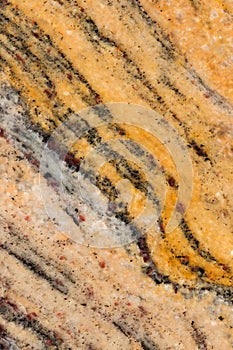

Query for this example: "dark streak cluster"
[113,321,160,350]
[95,174,118,201]
[188,140,210,162]
[85,127,102,146]
[0,297,64,349]
[138,236,171,285]
[0,323,19,350]
[191,320,208,350]
[110,158,148,195]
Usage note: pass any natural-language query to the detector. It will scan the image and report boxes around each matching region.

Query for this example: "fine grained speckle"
[0,0,233,348]
[0,76,232,350]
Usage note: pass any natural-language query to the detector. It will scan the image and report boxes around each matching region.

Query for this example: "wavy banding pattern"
[0,0,233,349]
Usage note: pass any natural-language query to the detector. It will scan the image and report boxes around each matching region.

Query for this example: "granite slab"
[0,0,233,349]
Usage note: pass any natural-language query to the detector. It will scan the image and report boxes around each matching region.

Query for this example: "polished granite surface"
[0,0,233,349]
